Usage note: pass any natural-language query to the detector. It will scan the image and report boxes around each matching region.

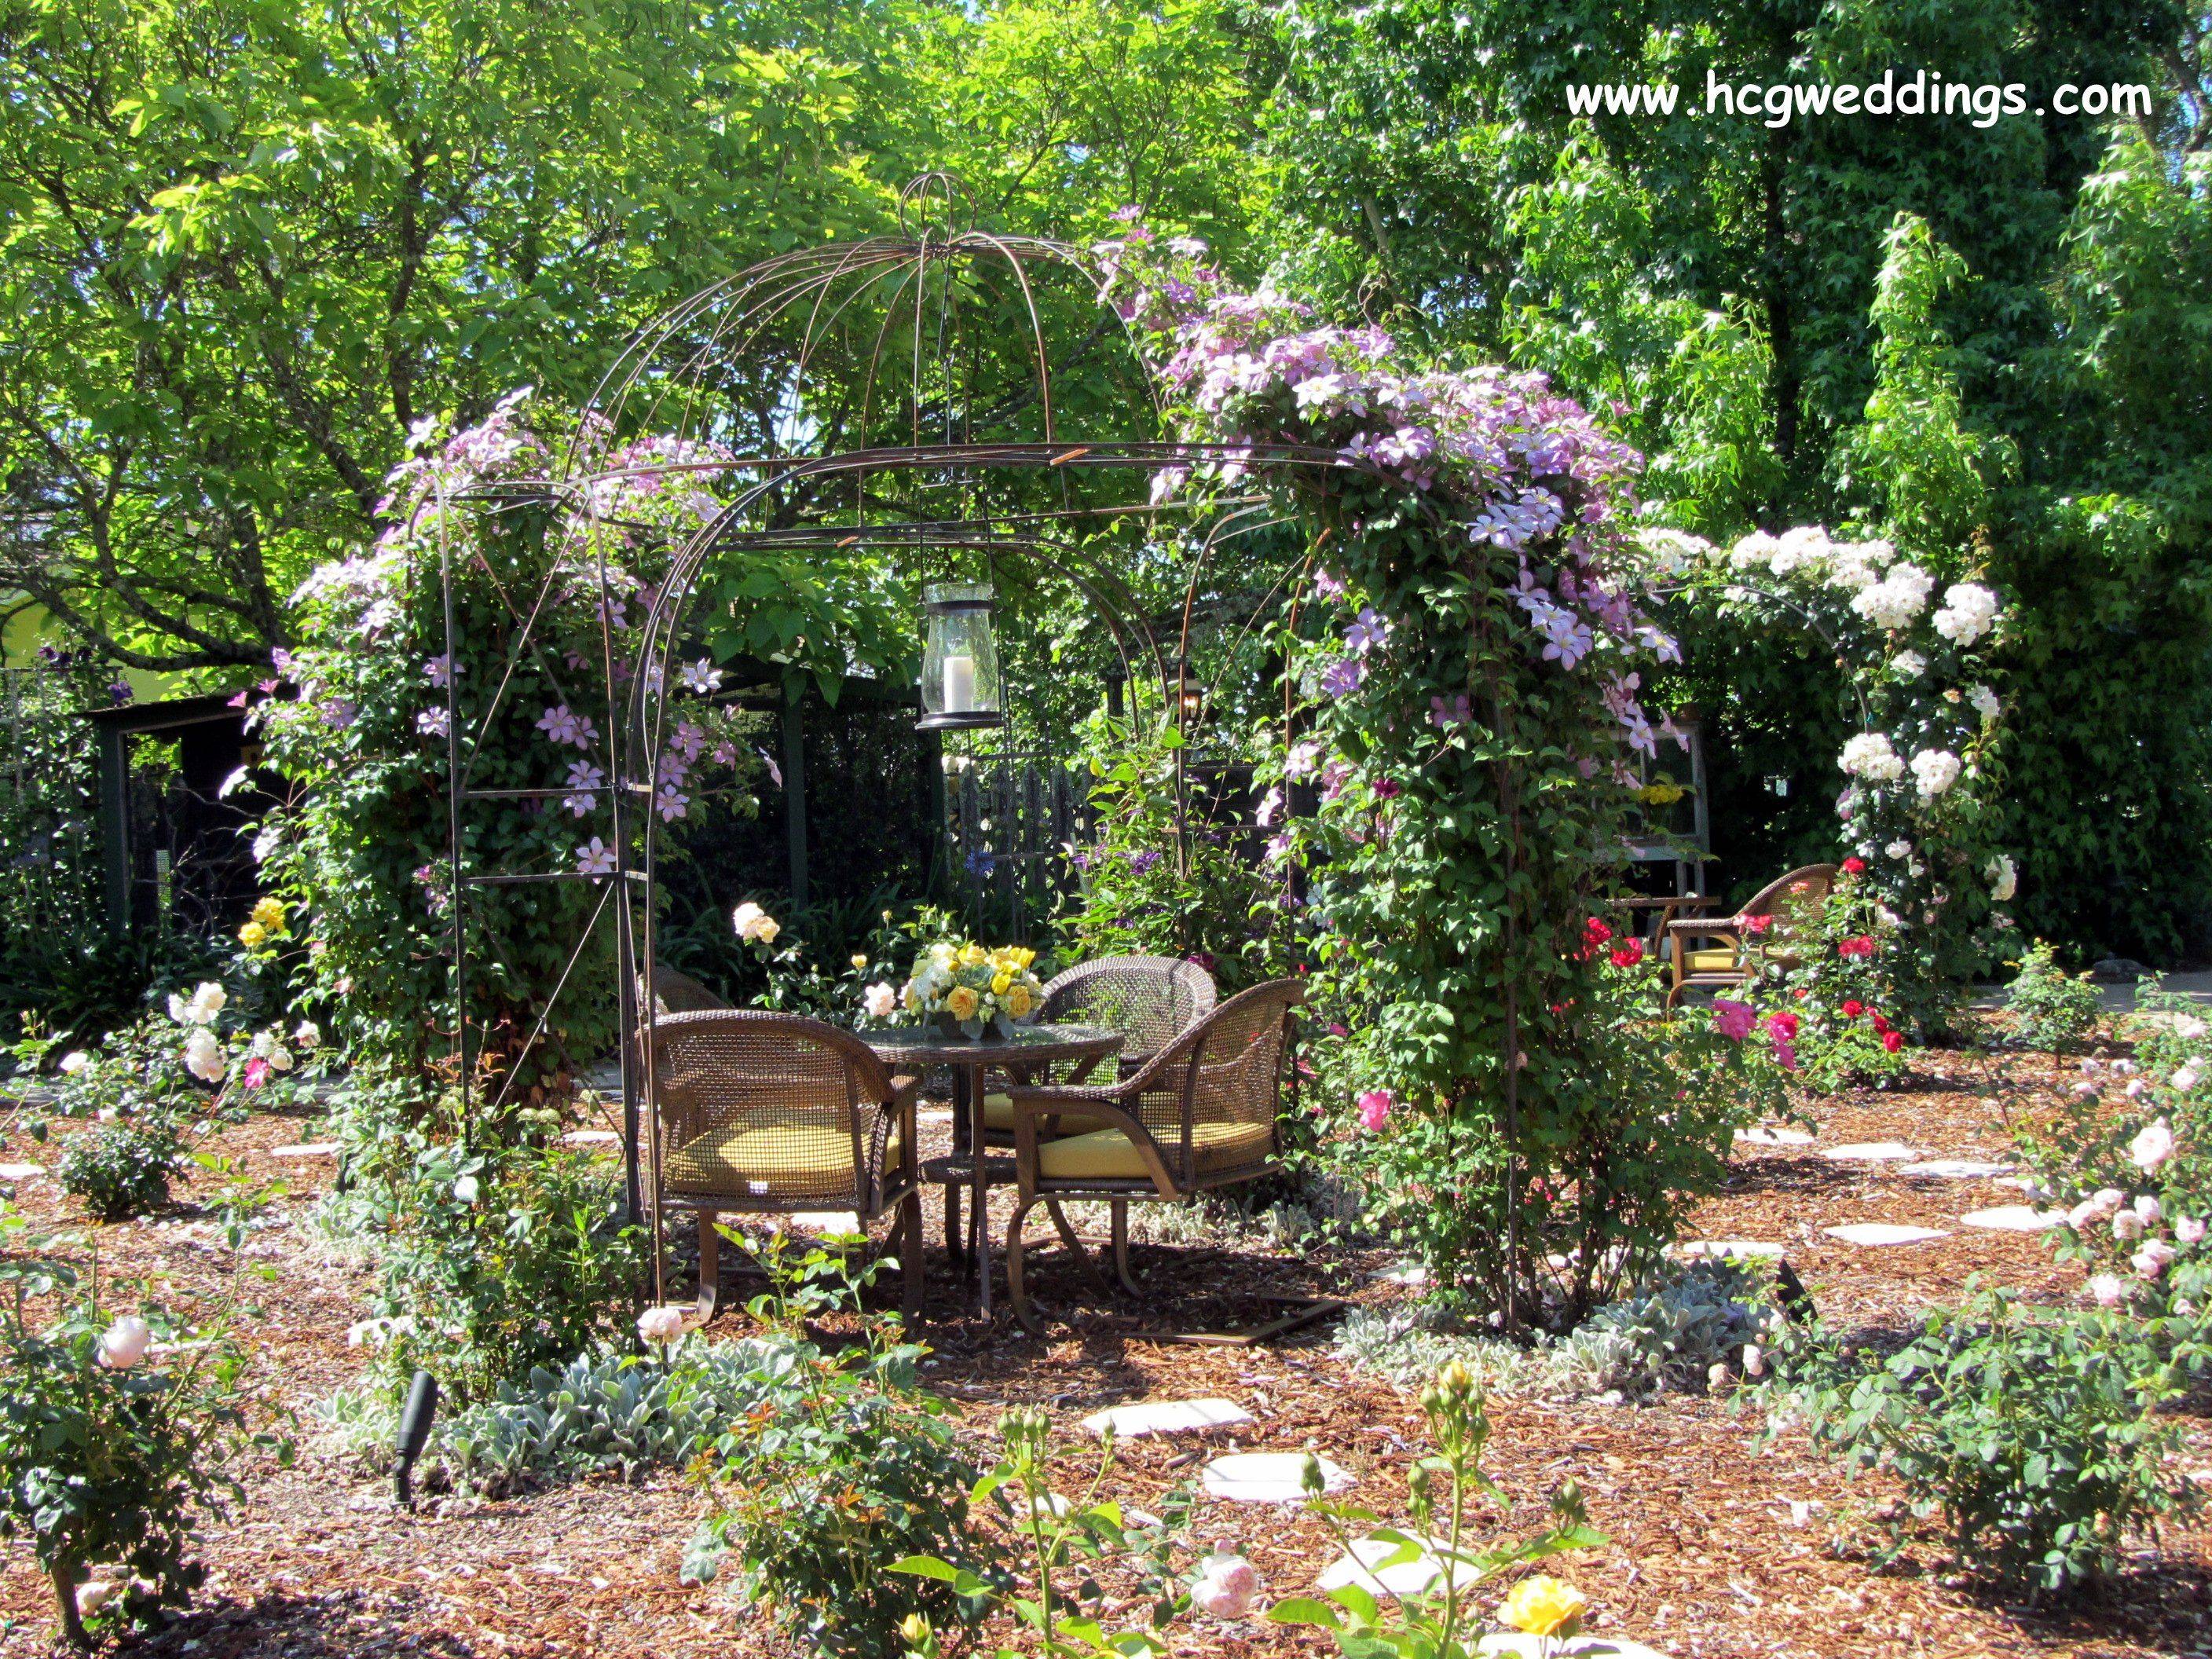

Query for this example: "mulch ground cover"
[4,1016,2210,1657]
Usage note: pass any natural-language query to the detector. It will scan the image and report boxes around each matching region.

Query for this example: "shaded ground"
[3,1019,2210,1658]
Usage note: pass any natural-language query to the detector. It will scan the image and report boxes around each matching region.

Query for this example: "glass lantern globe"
[918,582,1004,732]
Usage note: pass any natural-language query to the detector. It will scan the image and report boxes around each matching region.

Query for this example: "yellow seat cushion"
[983,1092,1105,1137]
[666,1122,901,1197]
[1683,949,1742,974]
[1038,1121,1273,1181]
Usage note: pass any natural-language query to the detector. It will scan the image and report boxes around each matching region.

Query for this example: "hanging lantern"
[918,583,1004,732]
[1164,655,1204,728]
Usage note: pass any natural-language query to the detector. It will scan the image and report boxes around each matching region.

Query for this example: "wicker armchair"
[640,964,731,1016]
[999,978,1302,1331]
[980,954,1218,1132]
[1664,863,1838,1007]
[644,1009,923,1320]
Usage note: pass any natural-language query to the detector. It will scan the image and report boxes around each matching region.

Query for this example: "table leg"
[966,1061,991,1317]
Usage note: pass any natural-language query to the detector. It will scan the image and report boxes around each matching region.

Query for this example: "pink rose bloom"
[97,1316,152,1370]
[1191,1551,1260,1619]
[2067,1199,2103,1232]
[2134,1239,2177,1279]
[2134,1194,2163,1225]
[1711,999,1756,1041]
[2177,1216,2207,1245]
[2111,1210,2145,1243]
[2130,1119,2175,1172]
[1357,1090,1393,1132]
[2091,1188,2126,1217]
[1771,1038,1800,1074]
[2086,1273,2127,1307]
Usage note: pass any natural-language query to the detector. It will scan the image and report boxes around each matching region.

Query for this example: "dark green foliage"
[56,1122,183,1223]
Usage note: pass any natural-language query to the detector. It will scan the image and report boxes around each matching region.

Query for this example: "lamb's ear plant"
[1266,1361,1606,1657]
[890,1406,1196,1658]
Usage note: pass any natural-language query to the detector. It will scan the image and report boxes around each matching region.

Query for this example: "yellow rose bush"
[900,939,1046,1038]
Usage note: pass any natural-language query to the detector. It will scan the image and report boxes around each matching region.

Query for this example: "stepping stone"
[1902,1159,2013,1179]
[1201,1452,1353,1503]
[0,1163,43,1180]
[1672,1240,1785,1261]
[1825,1222,1950,1246]
[1370,1262,1429,1286]
[1822,1142,1923,1163]
[562,1129,619,1147]
[1082,1398,1253,1439]
[1961,1206,2067,1233]
[1735,1125,1814,1148]
[1478,1639,1671,1659]
[1316,1536,1472,1597]
[268,1142,339,1159]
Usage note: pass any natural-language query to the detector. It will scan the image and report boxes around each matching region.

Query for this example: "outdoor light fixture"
[1164,656,1204,727]
[918,582,1004,732]
[392,1369,439,1510]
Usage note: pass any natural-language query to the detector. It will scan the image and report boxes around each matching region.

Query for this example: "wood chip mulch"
[4,1019,2210,1657]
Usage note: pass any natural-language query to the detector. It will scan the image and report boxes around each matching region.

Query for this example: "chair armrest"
[1003,1088,1179,1198]
[888,1073,923,1108]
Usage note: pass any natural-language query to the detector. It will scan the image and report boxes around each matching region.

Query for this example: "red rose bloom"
[1763,1009,1801,1042]
[1584,917,1613,944]
[1841,856,1866,875]
[1881,1029,1904,1053]
[1610,939,1645,969]
[1837,935,1877,959]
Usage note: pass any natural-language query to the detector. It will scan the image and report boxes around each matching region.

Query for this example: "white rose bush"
[1665,526,2015,1024]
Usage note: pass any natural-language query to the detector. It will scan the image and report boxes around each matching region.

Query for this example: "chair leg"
[1006,1196,1045,1335]
[1044,1198,1111,1298]
[943,1184,966,1275]
[899,1189,924,1323]
[1110,1199,1138,1295]
[695,1212,720,1324]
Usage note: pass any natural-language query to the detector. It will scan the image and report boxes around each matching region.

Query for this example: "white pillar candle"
[943,653,976,712]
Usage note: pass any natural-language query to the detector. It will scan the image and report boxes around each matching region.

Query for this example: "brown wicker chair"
[640,964,731,1016]
[1663,863,1838,1007]
[980,954,1219,1131]
[1000,978,1302,1332]
[643,1009,923,1320]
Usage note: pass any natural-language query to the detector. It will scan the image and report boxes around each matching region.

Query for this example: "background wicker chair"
[644,1009,923,1319]
[1663,863,1838,1006]
[640,963,731,1016]
[999,977,1302,1331]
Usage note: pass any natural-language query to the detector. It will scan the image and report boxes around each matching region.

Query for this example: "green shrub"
[2006,939,2104,1049]
[683,1240,994,1655]
[0,1202,287,1648]
[57,1121,185,1222]
[338,1074,646,1405]
[1763,1285,2192,1591]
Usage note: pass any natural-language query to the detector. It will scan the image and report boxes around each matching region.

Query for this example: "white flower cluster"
[1986,852,2018,902]
[1851,562,1936,630]
[1838,731,1904,782]
[1932,582,2000,645]
[1909,747,1962,799]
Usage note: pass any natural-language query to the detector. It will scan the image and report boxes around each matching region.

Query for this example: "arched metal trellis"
[429,177,1414,1302]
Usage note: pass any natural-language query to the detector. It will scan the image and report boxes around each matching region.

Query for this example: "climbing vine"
[1101,227,1785,1322]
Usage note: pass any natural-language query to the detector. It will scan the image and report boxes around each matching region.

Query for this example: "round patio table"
[862,1021,1122,1317]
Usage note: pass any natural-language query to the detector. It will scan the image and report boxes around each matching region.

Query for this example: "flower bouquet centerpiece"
[902,939,1046,1039]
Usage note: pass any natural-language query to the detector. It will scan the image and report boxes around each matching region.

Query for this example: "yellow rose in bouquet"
[900,936,1049,1037]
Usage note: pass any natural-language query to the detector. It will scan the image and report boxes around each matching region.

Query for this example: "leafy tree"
[0,0,917,669]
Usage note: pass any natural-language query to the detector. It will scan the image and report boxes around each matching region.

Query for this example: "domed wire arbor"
[425,178,1386,1298]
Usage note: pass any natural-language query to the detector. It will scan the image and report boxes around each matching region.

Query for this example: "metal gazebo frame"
[423,178,1413,1303]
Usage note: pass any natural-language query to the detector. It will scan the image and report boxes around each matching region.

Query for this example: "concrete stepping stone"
[267,1142,339,1159]
[1822,1142,1924,1163]
[785,1210,863,1235]
[1825,1222,1950,1246]
[0,1163,44,1180]
[1202,1452,1353,1503]
[1735,1125,1814,1148]
[1902,1159,2013,1179]
[562,1129,619,1147]
[1082,1398,1253,1439]
[1370,1262,1429,1286]
[1961,1205,2067,1233]
[1672,1240,1785,1261]
[1316,1536,1471,1597]
[1478,1639,1670,1659]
